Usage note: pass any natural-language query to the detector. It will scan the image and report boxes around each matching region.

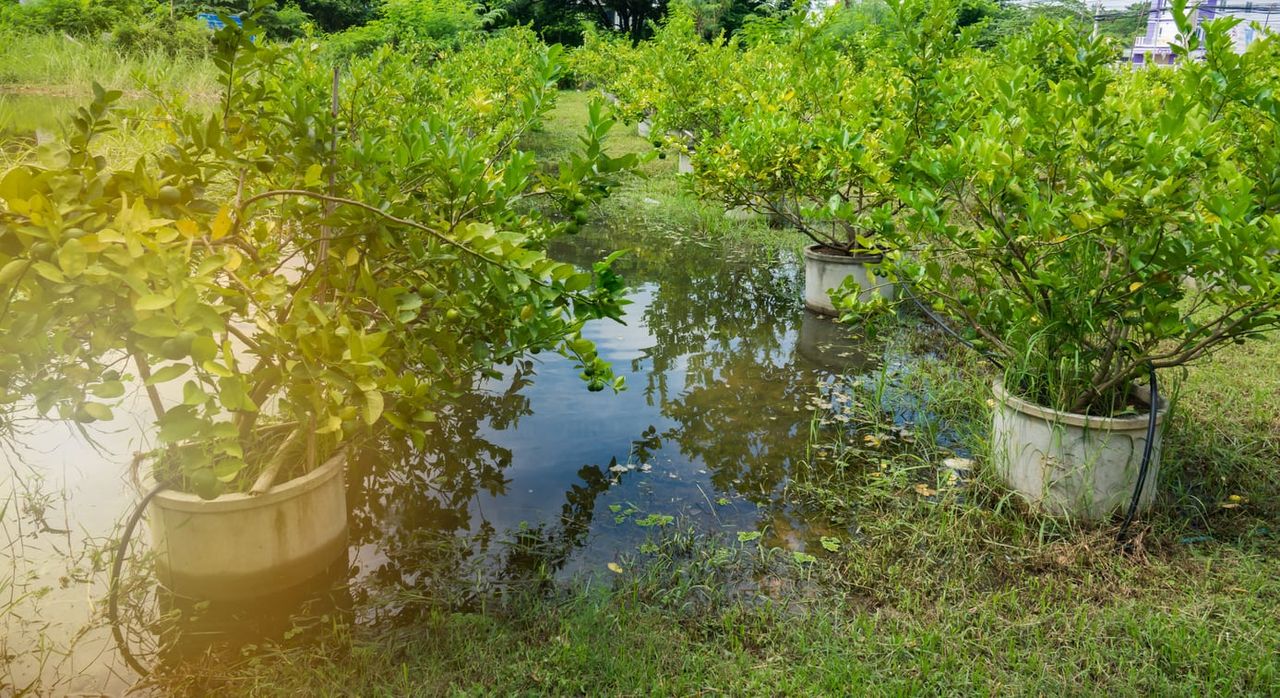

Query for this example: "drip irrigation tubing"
[108,480,171,678]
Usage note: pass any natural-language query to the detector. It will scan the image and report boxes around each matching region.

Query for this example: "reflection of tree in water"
[347,359,648,602]
[496,424,664,586]
[351,226,878,604]
[569,226,874,508]
[346,363,532,599]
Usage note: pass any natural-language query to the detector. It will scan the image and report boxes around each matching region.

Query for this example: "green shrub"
[1,0,124,36]
[109,14,212,57]
[381,0,481,49]
[325,21,392,60]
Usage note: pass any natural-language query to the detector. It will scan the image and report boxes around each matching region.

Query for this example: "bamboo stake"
[249,428,302,495]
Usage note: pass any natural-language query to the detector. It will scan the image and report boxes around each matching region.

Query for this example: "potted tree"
[690,0,985,315]
[0,26,633,600]
[607,6,739,175]
[887,18,1280,519]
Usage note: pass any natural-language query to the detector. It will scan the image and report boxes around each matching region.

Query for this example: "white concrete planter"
[678,151,693,174]
[147,452,348,601]
[637,118,652,138]
[991,381,1166,520]
[802,244,894,316]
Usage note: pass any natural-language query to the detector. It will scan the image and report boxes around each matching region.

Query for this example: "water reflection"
[346,223,882,597]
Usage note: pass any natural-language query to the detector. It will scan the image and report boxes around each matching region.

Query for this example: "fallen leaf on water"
[863,434,882,448]
[607,562,623,574]
[914,483,938,497]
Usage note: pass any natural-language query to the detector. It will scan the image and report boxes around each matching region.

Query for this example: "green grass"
[151,91,1280,696]
[527,90,808,256]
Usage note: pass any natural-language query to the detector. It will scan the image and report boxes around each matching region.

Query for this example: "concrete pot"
[991,381,1166,520]
[147,451,348,601]
[802,244,893,316]
[678,151,693,174]
[637,118,652,138]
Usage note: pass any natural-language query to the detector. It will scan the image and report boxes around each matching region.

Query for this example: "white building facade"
[1132,0,1279,65]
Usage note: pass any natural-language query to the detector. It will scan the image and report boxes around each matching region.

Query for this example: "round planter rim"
[144,450,345,513]
[803,243,884,265]
[992,379,1166,431]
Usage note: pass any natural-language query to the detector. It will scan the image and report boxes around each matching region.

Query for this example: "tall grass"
[0,32,217,98]
[0,33,216,168]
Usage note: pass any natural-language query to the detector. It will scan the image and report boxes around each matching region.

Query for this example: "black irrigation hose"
[1116,362,1160,550]
[902,283,1004,371]
[903,283,1159,551]
[108,480,172,678]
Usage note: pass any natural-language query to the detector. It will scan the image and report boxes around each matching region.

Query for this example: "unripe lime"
[158,186,182,205]
[190,469,219,500]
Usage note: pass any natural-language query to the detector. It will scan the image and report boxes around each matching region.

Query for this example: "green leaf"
[182,380,208,406]
[31,261,66,284]
[157,409,204,443]
[0,167,33,202]
[737,530,762,543]
[145,363,190,385]
[362,389,384,426]
[563,273,592,292]
[132,315,180,338]
[80,402,113,422]
[135,294,175,311]
[91,381,125,398]
[212,457,248,483]
[0,259,28,286]
[57,239,87,278]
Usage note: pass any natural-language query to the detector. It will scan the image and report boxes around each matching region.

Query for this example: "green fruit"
[161,332,195,360]
[573,210,589,225]
[158,186,182,205]
[189,468,220,500]
[564,222,580,235]
[445,308,460,321]
[63,227,87,240]
[30,241,53,258]
[572,192,588,205]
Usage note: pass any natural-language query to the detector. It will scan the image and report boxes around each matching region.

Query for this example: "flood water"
[346,223,881,599]
[1,210,901,691]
